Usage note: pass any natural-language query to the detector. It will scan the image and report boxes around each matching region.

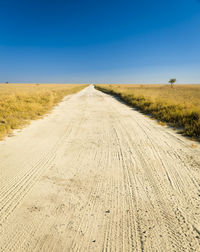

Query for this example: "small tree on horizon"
[169,78,176,88]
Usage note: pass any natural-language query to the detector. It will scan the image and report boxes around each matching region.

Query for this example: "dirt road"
[0,85,200,251]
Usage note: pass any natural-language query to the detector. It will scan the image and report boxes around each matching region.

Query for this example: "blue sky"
[0,0,200,83]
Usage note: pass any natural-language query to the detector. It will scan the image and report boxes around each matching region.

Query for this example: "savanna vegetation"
[95,84,200,140]
[0,83,87,139]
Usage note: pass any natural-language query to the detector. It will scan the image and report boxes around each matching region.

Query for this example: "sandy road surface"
[0,85,200,252]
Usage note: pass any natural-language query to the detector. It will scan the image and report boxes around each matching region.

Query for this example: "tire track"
[1,85,200,251]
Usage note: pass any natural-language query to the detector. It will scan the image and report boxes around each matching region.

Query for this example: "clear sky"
[0,0,200,84]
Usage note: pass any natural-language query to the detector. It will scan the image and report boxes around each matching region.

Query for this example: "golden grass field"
[95,84,200,140]
[0,83,87,139]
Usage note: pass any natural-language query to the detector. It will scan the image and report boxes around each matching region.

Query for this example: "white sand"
[0,85,200,251]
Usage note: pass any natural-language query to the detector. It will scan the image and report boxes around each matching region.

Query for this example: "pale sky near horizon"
[0,0,200,84]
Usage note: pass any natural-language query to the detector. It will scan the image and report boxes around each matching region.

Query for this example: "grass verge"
[95,84,200,140]
[0,83,87,139]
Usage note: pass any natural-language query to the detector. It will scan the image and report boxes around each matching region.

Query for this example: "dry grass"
[95,84,200,140]
[0,83,87,139]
